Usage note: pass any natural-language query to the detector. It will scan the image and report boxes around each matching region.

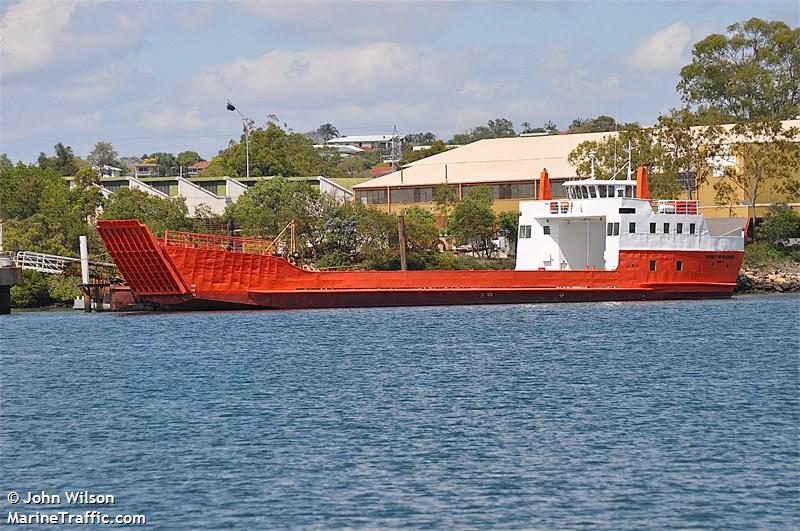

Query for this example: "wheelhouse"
[564,179,638,200]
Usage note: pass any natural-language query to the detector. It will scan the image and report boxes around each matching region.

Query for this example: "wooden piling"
[397,213,408,271]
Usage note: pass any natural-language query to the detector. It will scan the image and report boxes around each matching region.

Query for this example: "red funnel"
[636,165,651,200]
[538,168,552,200]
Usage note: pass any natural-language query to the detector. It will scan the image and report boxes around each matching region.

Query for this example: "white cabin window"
[519,225,532,238]
[598,186,607,198]
[606,222,620,236]
[689,223,696,234]
[677,223,683,234]
[543,225,551,235]
[629,222,636,233]
[664,223,670,234]
[588,186,597,198]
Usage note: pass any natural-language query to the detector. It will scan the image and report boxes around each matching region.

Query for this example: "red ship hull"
[97,220,743,311]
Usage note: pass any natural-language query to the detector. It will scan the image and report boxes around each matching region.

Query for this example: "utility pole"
[227,100,254,179]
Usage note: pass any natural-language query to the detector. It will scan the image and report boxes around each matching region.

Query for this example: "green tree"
[568,115,619,133]
[225,177,322,247]
[0,153,12,168]
[448,186,497,258]
[497,211,520,256]
[141,152,179,176]
[87,141,120,168]
[402,140,449,164]
[712,120,800,238]
[177,151,203,168]
[755,206,800,243]
[1,164,102,306]
[208,123,341,178]
[450,118,516,144]
[402,132,437,145]
[653,108,725,199]
[568,125,683,199]
[403,206,441,268]
[102,188,190,236]
[522,120,559,134]
[37,142,79,176]
[433,184,458,228]
[678,18,800,121]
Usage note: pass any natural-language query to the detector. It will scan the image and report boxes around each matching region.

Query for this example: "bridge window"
[625,185,633,197]
[650,260,656,271]
[588,186,597,198]
[629,222,636,233]
[650,223,656,234]
[664,223,670,234]
[676,260,683,272]
[677,223,683,234]
[598,186,607,198]
[689,223,696,234]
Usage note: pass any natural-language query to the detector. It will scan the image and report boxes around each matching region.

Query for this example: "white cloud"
[628,22,692,72]
[140,106,204,131]
[52,64,153,106]
[0,0,80,74]
[0,0,151,77]
[190,43,468,108]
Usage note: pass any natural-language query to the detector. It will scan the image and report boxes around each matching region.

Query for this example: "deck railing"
[651,200,699,215]
[164,230,276,255]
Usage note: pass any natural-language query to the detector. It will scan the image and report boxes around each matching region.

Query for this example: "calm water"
[1,295,798,529]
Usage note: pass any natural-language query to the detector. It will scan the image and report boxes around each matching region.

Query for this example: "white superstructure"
[515,178,745,272]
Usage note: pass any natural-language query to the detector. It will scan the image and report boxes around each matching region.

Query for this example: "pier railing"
[164,231,276,255]
[651,200,698,214]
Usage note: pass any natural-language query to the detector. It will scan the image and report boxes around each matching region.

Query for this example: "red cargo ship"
[97,169,745,310]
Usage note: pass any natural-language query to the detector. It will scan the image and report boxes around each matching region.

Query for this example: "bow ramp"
[97,220,189,296]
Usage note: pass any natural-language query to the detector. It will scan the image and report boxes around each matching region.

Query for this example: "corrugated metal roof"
[327,135,396,144]
[352,120,800,190]
[354,131,614,189]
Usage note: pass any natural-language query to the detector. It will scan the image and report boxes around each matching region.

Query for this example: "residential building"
[326,134,397,151]
[133,163,159,178]
[186,161,210,176]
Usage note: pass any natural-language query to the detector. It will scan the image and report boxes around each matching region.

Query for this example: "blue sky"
[1,0,797,163]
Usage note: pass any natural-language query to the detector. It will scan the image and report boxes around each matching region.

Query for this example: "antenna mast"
[388,125,401,172]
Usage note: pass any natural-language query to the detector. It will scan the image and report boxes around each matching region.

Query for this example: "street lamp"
[226,100,254,179]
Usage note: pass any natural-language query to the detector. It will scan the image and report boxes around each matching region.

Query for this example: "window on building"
[650,223,656,234]
[390,187,433,204]
[676,260,683,272]
[689,223,696,234]
[650,260,656,271]
[664,223,670,234]
[543,225,550,235]
[519,225,532,239]
[355,189,387,205]
[629,222,636,233]
[676,223,683,234]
